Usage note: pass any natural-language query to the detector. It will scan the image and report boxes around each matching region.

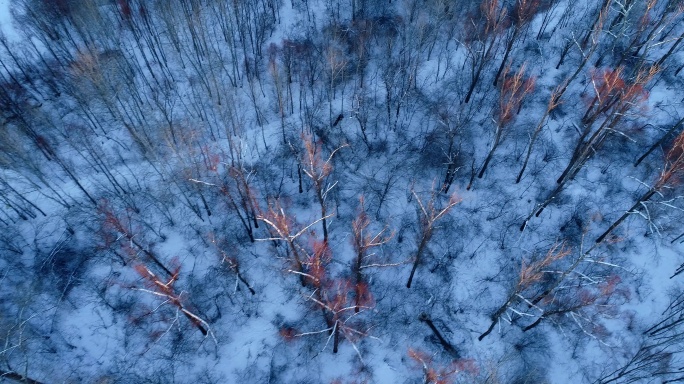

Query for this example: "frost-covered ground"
[1,0,684,383]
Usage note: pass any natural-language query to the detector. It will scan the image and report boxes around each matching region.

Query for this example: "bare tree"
[209,234,255,295]
[297,269,375,355]
[99,201,173,278]
[522,65,657,229]
[406,186,460,288]
[479,242,571,340]
[634,116,684,167]
[132,262,214,339]
[259,203,374,355]
[474,63,535,183]
[299,135,348,243]
[596,128,684,244]
[351,196,395,312]
[461,0,507,104]
[517,0,612,184]
[491,0,539,87]
[257,199,333,287]
[597,289,684,383]
[557,65,657,184]
[516,84,563,183]
[407,348,478,384]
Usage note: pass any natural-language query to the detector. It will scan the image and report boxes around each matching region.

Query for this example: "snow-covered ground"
[0,0,17,42]
[0,0,683,383]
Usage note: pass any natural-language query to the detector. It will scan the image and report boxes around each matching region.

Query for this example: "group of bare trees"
[0,0,683,382]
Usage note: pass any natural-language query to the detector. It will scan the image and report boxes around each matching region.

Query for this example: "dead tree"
[209,234,256,295]
[99,201,173,278]
[516,84,563,183]
[257,199,332,286]
[491,0,539,87]
[406,186,460,288]
[596,128,684,244]
[407,348,478,384]
[475,63,535,182]
[479,242,571,340]
[521,65,657,230]
[556,65,657,186]
[462,0,507,104]
[351,196,395,312]
[132,262,214,339]
[634,116,684,167]
[299,135,348,243]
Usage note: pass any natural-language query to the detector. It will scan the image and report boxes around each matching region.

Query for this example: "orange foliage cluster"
[513,0,540,26]
[657,130,684,189]
[134,262,182,302]
[498,63,535,125]
[133,261,210,336]
[519,242,571,290]
[480,0,508,36]
[97,201,138,250]
[307,239,332,287]
[408,348,478,384]
[584,65,657,123]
